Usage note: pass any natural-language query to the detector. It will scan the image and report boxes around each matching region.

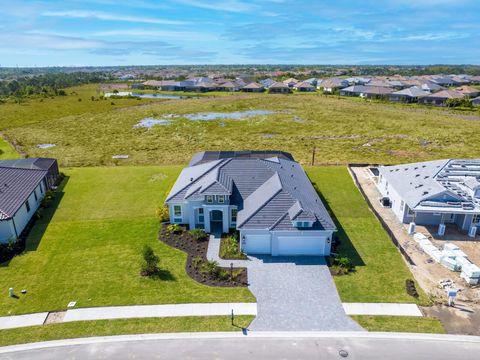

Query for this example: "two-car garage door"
[276,236,326,256]
[243,233,327,256]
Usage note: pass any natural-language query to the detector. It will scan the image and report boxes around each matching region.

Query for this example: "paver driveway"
[207,237,363,331]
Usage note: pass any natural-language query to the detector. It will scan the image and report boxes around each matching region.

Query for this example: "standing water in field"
[133,118,172,128]
[182,110,274,121]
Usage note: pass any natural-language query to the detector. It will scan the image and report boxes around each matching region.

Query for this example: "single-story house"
[294,81,316,92]
[431,76,460,87]
[259,78,276,89]
[420,80,444,93]
[241,82,265,93]
[0,158,59,243]
[418,89,465,106]
[268,82,292,94]
[377,159,480,235]
[318,78,349,93]
[217,81,241,92]
[470,76,480,85]
[340,85,393,99]
[165,151,336,256]
[283,78,298,88]
[472,96,480,107]
[455,86,480,98]
[389,87,430,103]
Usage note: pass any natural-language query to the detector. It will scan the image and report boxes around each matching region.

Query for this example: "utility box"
[408,222,416,235]
[469,226,477,238]
[438,223,446,236]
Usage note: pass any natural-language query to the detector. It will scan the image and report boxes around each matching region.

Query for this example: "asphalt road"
[1,332,480,360]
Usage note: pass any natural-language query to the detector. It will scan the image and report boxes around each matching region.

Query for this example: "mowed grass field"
[2,84,480,167]
[0,316,254,347]
[306,166,429,304]
[0,166,254,316]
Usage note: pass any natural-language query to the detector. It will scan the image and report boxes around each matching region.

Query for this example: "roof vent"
[190,177,193,182]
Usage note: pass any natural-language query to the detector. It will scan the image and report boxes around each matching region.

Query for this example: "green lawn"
[352,316,445,333]
[306,167,429,304]
[3,85,480,167]
[0,316,254,347]
[0,135,19,159]
[0,166,254,316]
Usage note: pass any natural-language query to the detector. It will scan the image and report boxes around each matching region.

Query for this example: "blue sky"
[1,0,479,66]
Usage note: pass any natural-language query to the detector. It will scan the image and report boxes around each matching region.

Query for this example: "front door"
[210,210,223,235]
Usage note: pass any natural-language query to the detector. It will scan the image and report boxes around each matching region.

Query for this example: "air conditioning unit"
[469,226,477,238]
[408,222,416,235]
[438,223,446,236]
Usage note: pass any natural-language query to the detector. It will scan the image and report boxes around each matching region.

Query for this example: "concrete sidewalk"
[63,303,257,323]
[0,312,49,330]
[343,303,423,317]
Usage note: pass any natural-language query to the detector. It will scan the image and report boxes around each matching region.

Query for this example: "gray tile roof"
[0,158,56,171]
[0,167,47,220]
[391,87,429,98]
[166,152,336,232]
[379,159,480,213]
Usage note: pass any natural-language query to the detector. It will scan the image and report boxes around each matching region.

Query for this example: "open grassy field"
[306,166,429,304]
[352,315,445,333]
[0,166,254,316]
[2,84,480,167]
[0,136,20,159]
[0,84,168,130]
[0,316,254,347]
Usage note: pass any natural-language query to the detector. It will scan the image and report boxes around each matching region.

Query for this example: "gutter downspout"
[11,217,19,240]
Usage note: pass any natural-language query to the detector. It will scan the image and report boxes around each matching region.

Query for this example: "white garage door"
[245,234,271,254]
[277,236,326,256]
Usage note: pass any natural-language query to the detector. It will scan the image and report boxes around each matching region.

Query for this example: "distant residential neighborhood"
[117,73,480,107]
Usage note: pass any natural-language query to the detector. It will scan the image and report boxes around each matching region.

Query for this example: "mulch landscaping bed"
[159,224,248,287]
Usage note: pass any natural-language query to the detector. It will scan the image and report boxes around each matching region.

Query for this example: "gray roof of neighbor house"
[379,159,480,213]
[295,81,315,89]
[0,167,47,220]
[391,87,430,98]
[0,158,57,171]
[424,89,465,100]
[242,82,264,89]
[269,82,290,89]
[167,152,336,232]
[341,85,393,95]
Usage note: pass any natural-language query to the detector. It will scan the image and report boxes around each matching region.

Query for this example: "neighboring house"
[470,76,480,85]
[366,80,393,88]
[241,82,265,92]
[165,151,336,256]
[318,78,349,93]
[389,87,430,103]
[217,81,240,92]
[420,80,444,93]
[0,158,59,243]
[455,86,480,98]
[431,76,460,87]
[268,82,292,94]
[339,85,393,99]
[472,96,480,107]
[283,78,298,88]
[377,159,480,235]
[418,90,465,106]
[294,81,316,92]
[259,78,276,89]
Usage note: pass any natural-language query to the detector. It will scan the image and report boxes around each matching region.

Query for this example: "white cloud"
[92,29,218,41]
[41,10,189,25]
[173,0,256,13]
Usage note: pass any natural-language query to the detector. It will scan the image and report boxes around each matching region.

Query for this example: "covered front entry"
[275,236,326,256]
[209,210,223,235]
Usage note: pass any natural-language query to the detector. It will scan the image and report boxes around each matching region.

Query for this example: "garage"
[244,234,271,254]
[276,236,326,256]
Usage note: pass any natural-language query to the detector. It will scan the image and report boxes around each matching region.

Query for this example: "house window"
[407,207,414,216]
[473,214,480,224]
[206,195,213,203]
[25,200,31,213]
[400,200,404,211]
[198,208,204,223]
[173,205,182,222]
[39,182,44,194]
[231,208,237,224]
[34,189,38,201]
[218,195,225,204]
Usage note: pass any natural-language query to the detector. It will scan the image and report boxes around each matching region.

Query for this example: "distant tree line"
[0,72,110,98]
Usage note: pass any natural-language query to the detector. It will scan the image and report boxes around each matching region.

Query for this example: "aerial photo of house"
[165,151,336,256]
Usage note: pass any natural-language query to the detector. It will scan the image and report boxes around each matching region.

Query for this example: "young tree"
[140,245,160,276]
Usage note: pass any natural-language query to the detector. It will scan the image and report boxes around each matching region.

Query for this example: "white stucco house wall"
[165,151,337,256]
[0,158,59,243]
[377,159,480,236]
